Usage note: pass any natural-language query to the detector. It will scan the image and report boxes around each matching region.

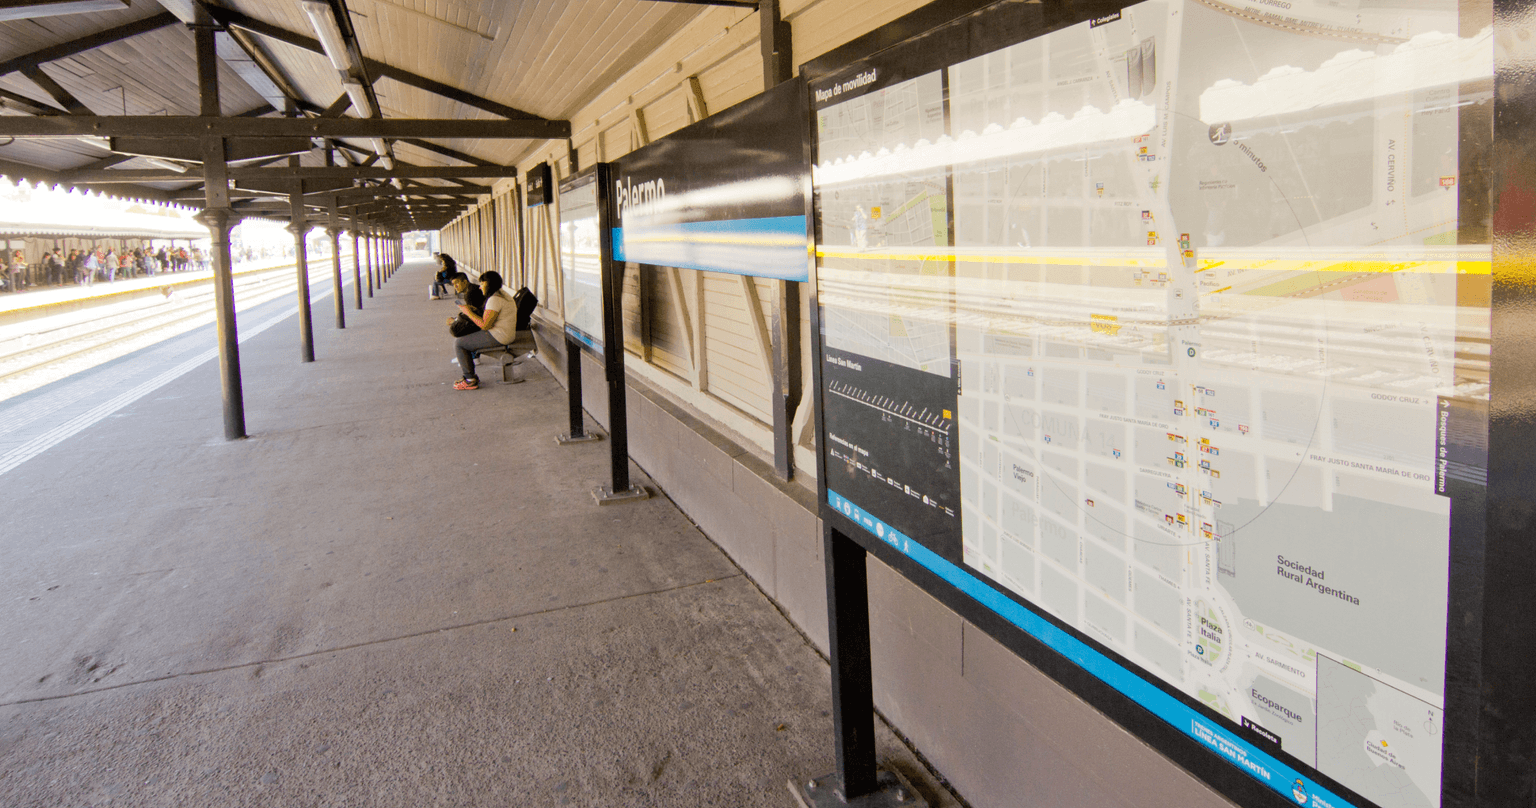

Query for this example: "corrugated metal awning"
[0,194,207,240]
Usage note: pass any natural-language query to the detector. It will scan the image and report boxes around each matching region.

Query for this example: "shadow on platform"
[0,259,955,807]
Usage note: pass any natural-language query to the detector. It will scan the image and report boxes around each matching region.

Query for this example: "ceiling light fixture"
[143,157,188,174]
[342,78,373,118]
[300,1,354,74]
[0,0,131,22]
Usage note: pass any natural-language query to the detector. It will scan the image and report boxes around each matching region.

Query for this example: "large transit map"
[558,178,604,353]
[813,1,1489,807]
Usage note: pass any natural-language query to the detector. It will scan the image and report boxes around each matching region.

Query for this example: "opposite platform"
[0,259,956,807]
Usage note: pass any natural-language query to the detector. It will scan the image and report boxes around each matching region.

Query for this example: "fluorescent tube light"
[143,157,188,174]
[301,1,354,74]
[342,78,373,118]
[0,0,131,22]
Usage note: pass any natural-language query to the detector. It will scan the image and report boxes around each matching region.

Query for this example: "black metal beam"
[0,115,570,139]
[344,201,465,211]
[239,176,352,194]
[397,138,497,166]
[209,7,560,125]
[323,93,352,117]
[68,164,521,182]
[237,103,278,118]
[0,12,178,77]
[220,26,304,109]
[109,136,312,164]
[760,0,792,88]
[59,152,133,176]
[647,0,758,6]
[20,66,88,114]
[320,185,482,199]
[401,178,491,194]
[168,188,271,201]
[0,87,61,116]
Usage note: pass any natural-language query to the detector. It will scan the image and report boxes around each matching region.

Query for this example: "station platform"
[0,259,955,807]
[0,257,313,329]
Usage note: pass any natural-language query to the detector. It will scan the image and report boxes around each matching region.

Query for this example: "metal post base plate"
[591,484,649,505]
[789,769,927,808]
[556,431,603,445]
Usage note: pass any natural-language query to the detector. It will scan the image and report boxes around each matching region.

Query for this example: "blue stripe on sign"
[565,324,603,357]
[825,489,1357,808]
[613,215,808,281]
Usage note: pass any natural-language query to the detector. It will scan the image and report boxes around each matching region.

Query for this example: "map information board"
[559,174,604,355]
[813,2,1490,806]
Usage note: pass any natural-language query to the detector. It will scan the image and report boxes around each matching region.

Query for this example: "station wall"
[439,2,1236,806]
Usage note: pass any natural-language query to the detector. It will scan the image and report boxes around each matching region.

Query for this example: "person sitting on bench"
[445,272,486,336]
[451,270,516,390]
[430,253,457,300]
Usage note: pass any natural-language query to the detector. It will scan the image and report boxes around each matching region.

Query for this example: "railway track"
[0,261,336,396]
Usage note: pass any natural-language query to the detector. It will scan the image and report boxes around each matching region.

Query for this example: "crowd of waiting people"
[1,245,209,293]
[431,252,537,391]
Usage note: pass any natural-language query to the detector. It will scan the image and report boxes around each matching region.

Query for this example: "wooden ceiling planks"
[250,35,352,116]
[0,0,740,209]
[0,136,103,172]
[0,3,154,62]
[33,25,265,118]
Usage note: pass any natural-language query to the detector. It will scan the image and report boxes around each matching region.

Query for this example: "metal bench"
[476,330,538,384]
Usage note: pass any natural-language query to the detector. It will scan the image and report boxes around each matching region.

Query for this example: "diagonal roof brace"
[71,164,521,182]
[0,12,180,76]
[209,7,559,124]
[0,116,570,138]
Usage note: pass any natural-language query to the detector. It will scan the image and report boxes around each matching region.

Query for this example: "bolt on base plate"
[788,768,927,808]
[555,431,602,445]
[592,484,649,505]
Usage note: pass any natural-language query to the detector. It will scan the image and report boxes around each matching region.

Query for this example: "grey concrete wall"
[534,334,1237,808]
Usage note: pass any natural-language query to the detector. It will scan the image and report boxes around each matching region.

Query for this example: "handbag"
[449,313,480,337]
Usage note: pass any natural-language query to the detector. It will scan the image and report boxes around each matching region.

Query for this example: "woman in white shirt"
[450,270,518,390]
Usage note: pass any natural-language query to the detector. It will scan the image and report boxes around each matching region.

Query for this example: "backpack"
[512,287,538,331]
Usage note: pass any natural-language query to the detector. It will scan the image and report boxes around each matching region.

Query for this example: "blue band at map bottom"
[826,489,1359,808]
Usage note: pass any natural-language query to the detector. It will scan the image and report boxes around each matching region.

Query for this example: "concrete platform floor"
[0,260,960,807]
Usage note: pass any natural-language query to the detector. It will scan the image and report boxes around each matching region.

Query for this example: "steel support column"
[824,525,877,797]
[760,0,799,480]
[327,199,344,329]
[352,227,364,300]
[194,21,244,441]
[196,202,246,442]
[288,186,314,363]
[364,226,373,298]
[771,280,801,480]
[352,227,363,311]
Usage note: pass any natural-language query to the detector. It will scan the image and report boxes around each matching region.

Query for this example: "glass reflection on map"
[559,178,604,350]
[814,1,1489,806]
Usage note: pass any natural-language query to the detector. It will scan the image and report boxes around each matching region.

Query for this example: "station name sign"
[611,78,808,282]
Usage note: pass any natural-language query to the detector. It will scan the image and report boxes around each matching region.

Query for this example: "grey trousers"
[454,330,505,380]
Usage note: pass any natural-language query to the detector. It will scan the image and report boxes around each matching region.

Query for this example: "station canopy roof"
[0,188,208,238]
[0,0,712,231]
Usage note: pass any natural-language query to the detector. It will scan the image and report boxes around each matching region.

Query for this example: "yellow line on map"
[815,249,1491,275]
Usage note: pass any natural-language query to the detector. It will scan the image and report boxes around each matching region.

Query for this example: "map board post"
[799,0,1518,806]
[555,168,601,446]
[557,164,648,504]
